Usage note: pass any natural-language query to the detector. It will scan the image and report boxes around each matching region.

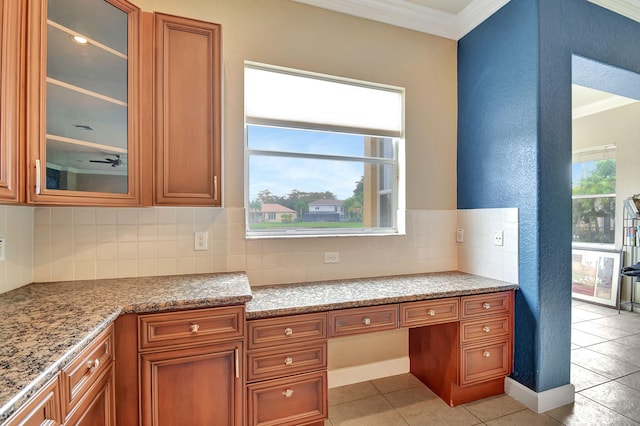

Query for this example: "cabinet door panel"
[26,0,141,205]
[153,13,221,205]
[140,341,242,426]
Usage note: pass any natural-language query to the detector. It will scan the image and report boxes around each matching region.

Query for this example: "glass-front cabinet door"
[27,0,140,205]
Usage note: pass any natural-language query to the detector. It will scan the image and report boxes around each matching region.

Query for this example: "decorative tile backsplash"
[0,205,518,293]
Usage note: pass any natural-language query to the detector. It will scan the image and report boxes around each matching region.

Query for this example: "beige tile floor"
[324,300,640,425]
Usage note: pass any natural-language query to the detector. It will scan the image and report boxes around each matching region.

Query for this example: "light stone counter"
[0,272,251,424]
[0,270,518,423]
[247,271,518,319]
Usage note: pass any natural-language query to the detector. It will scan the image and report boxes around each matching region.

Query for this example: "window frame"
[244,62,406,239]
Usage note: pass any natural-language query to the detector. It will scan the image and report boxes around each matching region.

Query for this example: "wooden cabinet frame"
[25,0,142,206]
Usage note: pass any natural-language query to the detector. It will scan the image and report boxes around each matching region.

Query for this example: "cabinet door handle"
[427,309,436,317]
[362,317,371,325]
[282,388,294,398]
[482,302,491,310]
[284,357,293,366]
[483,326,491,333]
[234,348,239,378]
[483,351,491,358]
[284,327,293,336]
[189,323,200,334]
[35,159,41,195]
[214,175,218,201]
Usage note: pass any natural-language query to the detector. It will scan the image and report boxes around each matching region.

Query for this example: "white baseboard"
[504,377,575,413]
[327,357,409,389]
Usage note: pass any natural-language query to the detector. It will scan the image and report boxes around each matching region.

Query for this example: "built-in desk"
[246,272,518,426]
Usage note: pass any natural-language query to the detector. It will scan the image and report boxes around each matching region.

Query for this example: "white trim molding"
[505,377,575,413]
[291,0,510,40]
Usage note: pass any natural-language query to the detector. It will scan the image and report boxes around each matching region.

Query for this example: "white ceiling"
[572,84,638,120]
[292,0,640,40]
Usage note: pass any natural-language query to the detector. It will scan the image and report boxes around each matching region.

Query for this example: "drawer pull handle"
[427,309,436,317]
[363,317,371,325]
[482,302,491,310]
[284,357,293,366]
[189,323,200,334]
[284,327,293,336]
[483,326,491,333]
[282,388,294,398]
[483,351,491,358]
[86,358,100,371]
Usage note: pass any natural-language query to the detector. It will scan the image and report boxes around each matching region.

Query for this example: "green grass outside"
[249,221,364,230]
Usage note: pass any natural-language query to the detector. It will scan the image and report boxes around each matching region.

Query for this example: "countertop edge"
[246,284,518,319]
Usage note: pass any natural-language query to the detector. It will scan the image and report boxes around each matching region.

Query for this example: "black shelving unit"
[620,197,640,312]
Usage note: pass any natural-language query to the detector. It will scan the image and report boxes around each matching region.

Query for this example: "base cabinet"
[408,291,514,406]
[139,342,242,426]
[4,377,61,426]
[136,306,245,426]
[63,367,114,426]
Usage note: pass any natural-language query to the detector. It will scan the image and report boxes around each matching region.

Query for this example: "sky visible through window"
[248,125,366,201]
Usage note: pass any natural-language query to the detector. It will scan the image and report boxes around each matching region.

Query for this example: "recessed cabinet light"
[72,35,89,45]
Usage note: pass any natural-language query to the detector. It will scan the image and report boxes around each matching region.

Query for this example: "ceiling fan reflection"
[89,155,125,167]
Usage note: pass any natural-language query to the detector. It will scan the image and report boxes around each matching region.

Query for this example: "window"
[572,145,616,245]
[244,63,405,237]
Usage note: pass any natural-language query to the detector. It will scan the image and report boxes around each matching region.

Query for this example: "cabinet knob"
[282,388,294,398]
[86,358,100,371]
[284,357,293,366]
[190,323,200,334]
[483,351,491,358]
[362,317,371,325]
[427,309,436,317]
[482,302,491,310]
[284,327,293,336]
[483,326,491,333]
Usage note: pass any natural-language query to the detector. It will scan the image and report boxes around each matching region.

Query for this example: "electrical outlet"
[324,252,340,263]
[0,238,5,261]
[194,232,208,251]
[456,228,464,243]
[494,231,504,246]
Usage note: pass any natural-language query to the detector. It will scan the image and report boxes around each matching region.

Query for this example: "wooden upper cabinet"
[151,13,222,206]
[0,0,25,203]
[25,0,141,205]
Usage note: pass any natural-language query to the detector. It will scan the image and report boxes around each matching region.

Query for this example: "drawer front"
[247,313,328,350]
[460,315,511,344]
[461,291,512,319]
[329,305,398,338]
[5,377,61,426]
[138,305,244,350]
[247,342,327,382]
[247,371,327,426]
[400,298,459,328]
[460,338,511,386]
[61,325,113,416]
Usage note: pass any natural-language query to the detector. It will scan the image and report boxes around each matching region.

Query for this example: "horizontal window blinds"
[245,64,403,138]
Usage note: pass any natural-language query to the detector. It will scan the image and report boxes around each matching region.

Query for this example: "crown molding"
[291,0,510,40]
[588,0,640,23]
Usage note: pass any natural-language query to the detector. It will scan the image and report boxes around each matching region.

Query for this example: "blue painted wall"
[458,0,640,393]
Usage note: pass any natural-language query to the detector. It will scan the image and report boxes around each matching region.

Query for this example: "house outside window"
[572,146,616,245]
[244,62,405,237]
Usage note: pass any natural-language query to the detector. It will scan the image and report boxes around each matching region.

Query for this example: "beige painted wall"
[132,0,458,210]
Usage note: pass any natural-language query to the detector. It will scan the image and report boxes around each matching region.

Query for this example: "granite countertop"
[0,270,518,423]
[0,272,252,424]
[247,271,518,319]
